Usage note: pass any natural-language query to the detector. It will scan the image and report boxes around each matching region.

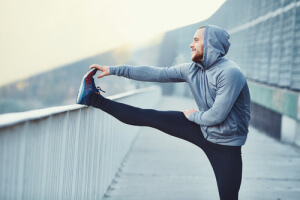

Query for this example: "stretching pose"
[76,24,250,200]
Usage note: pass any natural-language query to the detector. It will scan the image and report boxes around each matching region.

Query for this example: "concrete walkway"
[103,96,300,200]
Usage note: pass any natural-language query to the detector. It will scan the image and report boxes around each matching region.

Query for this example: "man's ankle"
[89,92,105,107]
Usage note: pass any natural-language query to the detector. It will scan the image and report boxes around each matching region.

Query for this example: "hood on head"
[195,24,230,69]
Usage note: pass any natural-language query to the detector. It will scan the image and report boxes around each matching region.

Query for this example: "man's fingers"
[89,64,96,69]
[183,109,197,112]
[97,72,107,79]
[89,64,102,70]
[182,109,198,119]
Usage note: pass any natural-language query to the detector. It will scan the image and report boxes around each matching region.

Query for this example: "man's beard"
[192,53,203,62]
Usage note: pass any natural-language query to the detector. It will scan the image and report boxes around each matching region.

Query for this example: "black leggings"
[90,94,242,200]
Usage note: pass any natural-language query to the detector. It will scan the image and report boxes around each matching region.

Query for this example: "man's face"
[190,28,205,62]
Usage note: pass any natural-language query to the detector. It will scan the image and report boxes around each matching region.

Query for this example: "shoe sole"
[76,68,97,104]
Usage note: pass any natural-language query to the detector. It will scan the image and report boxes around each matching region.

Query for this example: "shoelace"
[96,86,106,93]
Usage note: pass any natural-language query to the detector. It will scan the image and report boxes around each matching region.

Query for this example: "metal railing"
[0,86,162,200]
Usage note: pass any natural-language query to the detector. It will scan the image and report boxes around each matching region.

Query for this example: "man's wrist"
[109,66,118,75]
[188,112,196,121]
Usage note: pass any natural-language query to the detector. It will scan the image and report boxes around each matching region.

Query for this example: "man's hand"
[183,109,198,119]
[89,64,110,78]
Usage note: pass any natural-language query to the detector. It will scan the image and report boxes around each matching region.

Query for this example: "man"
[76,24,250,200]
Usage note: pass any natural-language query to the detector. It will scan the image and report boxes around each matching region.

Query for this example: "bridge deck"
[103,96,300,200]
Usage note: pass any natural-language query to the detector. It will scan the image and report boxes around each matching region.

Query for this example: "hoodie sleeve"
[188,67,246,126]
[109,63,190,82]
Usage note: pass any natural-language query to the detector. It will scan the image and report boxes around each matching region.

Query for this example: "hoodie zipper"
[202,68,210,142]
[203,69,210,109]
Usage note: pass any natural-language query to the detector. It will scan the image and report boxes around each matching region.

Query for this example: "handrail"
[0,86,162,200]
[0,86,159,129]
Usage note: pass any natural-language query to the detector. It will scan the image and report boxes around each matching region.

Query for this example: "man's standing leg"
[203,142,242,200]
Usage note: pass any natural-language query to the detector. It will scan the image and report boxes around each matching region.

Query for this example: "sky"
[0,0,225,86]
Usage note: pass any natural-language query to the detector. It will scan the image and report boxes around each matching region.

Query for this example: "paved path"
[104,96,300,200]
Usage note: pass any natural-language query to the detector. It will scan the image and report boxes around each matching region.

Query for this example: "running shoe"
[76,68,105,105]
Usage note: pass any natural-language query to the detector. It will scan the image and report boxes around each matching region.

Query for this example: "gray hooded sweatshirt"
[109,24,251,146]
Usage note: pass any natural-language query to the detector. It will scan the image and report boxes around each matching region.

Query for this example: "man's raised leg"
[89,93,205,148]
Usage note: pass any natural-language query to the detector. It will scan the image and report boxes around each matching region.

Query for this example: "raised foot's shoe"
[76,68,105,105]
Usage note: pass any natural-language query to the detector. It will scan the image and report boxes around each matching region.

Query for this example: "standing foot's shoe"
[76,68,105,105]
